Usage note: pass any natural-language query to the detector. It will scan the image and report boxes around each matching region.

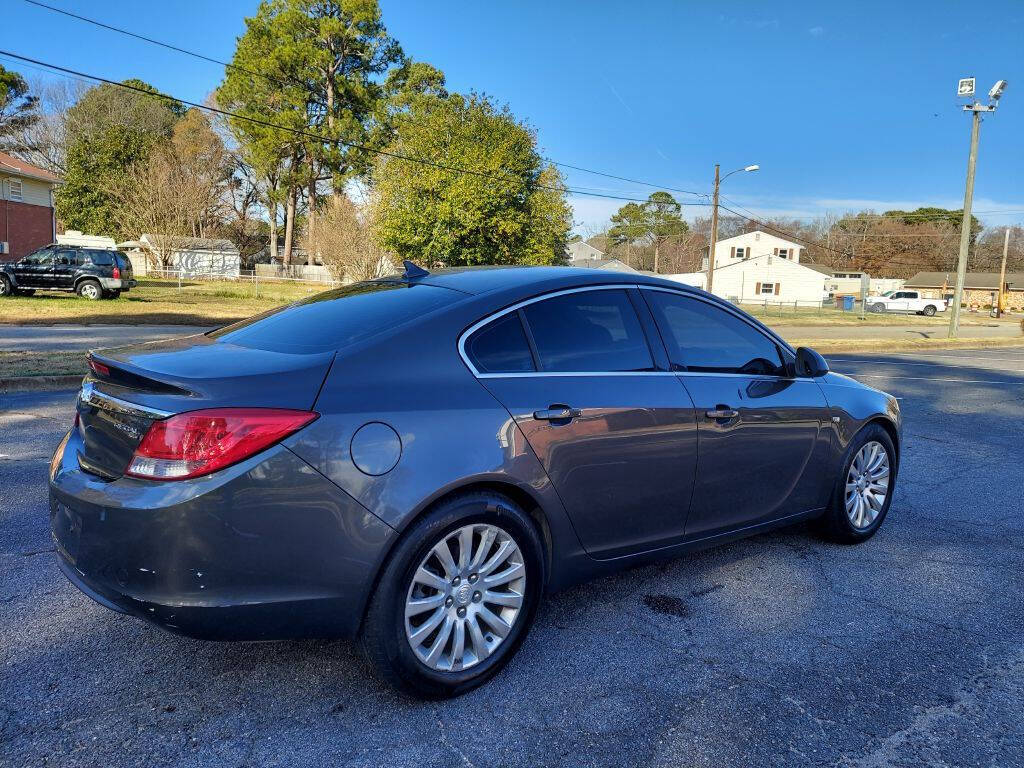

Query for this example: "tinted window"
[466,312,535,373]
[88,251,115,267]
[523,289,653,372]
[209,281,458,353]
[646,292,784,376]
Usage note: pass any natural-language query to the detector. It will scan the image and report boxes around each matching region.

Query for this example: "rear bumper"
[49,428,396,641]
[97,277,135,291]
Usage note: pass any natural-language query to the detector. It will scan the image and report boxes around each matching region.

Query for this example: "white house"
[566,240,605,264]
[118,234,241,278]
[704,253,828,305]
[702,230,804,271]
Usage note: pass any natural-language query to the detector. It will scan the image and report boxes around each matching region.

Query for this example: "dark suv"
[0,245,136,300]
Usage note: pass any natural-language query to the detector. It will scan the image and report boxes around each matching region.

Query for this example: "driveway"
[2,348,1023,767]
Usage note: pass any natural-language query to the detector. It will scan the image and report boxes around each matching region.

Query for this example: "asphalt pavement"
[2,348,1023,767]
[0,324,211,352]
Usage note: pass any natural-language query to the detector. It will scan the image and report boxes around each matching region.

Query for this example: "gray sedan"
[49,265,900,697]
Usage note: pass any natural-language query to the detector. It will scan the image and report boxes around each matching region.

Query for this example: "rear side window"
[209,281,459,353]
[522,289,653,372]
[88,251,114,267]
[646,292,784,376]
[465,313,535,373]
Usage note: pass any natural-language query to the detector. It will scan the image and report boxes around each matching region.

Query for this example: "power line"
[0,49,712,208]
[22,0,710,202]
[22,0,298,92]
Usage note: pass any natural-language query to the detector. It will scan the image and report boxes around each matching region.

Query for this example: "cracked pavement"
[2,348,1023,767]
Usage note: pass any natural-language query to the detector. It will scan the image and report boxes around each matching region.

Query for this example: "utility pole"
[949,77,1006,337]
[996,227,1010,318]
[707,164,720,294]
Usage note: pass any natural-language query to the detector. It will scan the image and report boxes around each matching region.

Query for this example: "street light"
[948,78,1007,338]
[706,163,759,294]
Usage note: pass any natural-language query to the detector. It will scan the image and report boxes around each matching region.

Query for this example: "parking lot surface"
[2,348,1023,767]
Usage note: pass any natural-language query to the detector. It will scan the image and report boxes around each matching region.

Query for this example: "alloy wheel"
[405,523,526,672]
[845,441,891,530]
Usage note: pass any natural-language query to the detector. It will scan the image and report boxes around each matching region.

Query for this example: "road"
[2,348,1023,767]
[0,324,210,352]
[0,319,1020,354]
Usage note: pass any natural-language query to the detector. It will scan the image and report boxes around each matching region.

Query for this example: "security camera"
[989,80,1008,100]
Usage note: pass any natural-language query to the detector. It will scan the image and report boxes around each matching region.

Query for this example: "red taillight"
[112,266,121,279]
[125,408,318,481]
[88,358,110,377]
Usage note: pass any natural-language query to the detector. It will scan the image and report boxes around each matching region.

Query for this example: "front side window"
[465,312,535,373]
[23,248,54,266]
[645,291,785,376]
[522,289,653,373]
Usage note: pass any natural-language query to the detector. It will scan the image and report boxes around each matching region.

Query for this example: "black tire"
[922,304,937,317]
[0,275,12,297]
[869,303,885,313]
[76,279,102,300]
[361,491,544,698]
[815,423,897,544]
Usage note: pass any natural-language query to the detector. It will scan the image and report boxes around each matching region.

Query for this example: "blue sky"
[3,0,1022,234]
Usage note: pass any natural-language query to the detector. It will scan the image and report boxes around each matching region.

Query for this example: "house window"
[8,179,23,202]
[760,282,776,295]
[778,248,789,259]
[734,247,746,259]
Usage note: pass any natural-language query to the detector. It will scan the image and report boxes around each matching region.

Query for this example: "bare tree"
[4,77,86,176]
[308,195,393,282]
[106,146,191,269]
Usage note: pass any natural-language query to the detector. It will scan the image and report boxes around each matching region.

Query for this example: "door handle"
[705,408,739,420]
[533,405,582,422]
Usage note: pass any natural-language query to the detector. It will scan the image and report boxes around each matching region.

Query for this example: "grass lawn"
[0,278,325,326]
[0,350,87,378]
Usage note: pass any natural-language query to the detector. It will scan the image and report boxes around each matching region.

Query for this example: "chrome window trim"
[458,284,647,378]
[79,381,173,420]
[458,281,805,381]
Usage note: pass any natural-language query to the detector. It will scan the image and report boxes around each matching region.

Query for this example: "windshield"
[208,280,461,353]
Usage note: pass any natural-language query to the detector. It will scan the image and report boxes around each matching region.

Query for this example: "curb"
[0,375,84,393]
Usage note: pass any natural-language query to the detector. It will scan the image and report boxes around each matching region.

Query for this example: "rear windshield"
[208,281,459,353]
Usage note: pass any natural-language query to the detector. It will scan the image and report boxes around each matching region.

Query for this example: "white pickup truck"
[866,290,947,316]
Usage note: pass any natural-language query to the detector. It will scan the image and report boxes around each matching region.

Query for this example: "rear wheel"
[0,275,12,296]
[361,491,543,698]
[922,304,937,317]
[816,423,896,544]
[76,279,102,300]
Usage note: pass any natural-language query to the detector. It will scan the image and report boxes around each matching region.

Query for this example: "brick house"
[0,152,61,261]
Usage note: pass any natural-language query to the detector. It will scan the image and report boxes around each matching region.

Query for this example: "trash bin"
[842,295,855,311]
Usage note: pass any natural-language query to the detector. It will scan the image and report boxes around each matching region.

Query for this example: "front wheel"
[361,491,544,698]
[868,303,886,313]
[815,423,897,544]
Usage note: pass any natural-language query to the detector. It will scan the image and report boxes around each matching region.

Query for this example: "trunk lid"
[76,333,334,479]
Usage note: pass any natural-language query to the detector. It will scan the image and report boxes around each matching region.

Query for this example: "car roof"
[395,265,705,298]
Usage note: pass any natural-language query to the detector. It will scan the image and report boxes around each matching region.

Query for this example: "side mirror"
[795,346,829,377]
